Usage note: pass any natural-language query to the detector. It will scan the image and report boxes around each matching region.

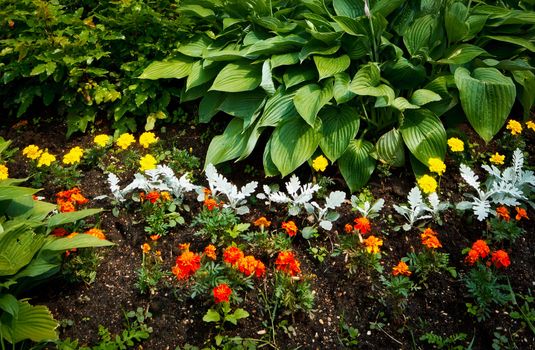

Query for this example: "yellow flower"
[94,134,111,147]
[312,155,328,172]
[447,137,464,152]
[37,151,56,167]
[0,165,8,180]
[63,146,84,165]
[22,145,42,160]
[116,133,135,150]
[506,119,522,135]
[428,158,446,176]
[363,235,383,254]
[489,152,505,165]
[139,132,158,148]
[139,154,157,171]
[526,120,535,132]
[418,175,437,194]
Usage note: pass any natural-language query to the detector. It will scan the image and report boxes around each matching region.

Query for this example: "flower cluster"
[392,261,411,277]
[465,240,510,269]
[63,146,84,165]
[116,132,159,150]
[223,246,265,278]
[282,221,298,237]
[171,244,201,280]
[496,206,529,222]
[213,283,232,304]
[22,145,56,167]
[140,191,170,204]
[447,137,464,152]
[420,227,442,249]
[56,188,89,212]
[275,251,301,276]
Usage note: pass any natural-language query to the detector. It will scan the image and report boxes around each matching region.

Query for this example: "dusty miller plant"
[301,190,346,238]
[457,149,535,221]
[351,196,385,219]
[393,187,449,231]
[257,175,320,216]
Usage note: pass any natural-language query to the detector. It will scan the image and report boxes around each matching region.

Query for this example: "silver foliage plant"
[393,186,449,231]
[351,197,385,219]
[457,148,535,221]
[304,191,346,231]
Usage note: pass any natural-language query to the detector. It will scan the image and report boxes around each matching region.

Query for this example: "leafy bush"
[141,0,535,191]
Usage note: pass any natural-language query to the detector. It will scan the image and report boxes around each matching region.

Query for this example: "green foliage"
[192,207,239,245]
[273,272,315,316]
[62,248,103,285]
[141,198,185,237]
[406,250,457,283]
[487,217,524,243]
[135,249,167,295]
[419,331,468,350]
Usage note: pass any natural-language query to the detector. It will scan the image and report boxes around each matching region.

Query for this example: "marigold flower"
[471,240,490,259]
[161,191,171,201]
[204,244,217,260]
[51,228,69,237]
[213,283,232,304]
[0,165,8,180]
[172,250,201,280]
[66,232,79,239]
[417,175,437,194]
[141,243,151,254]
[150,234,161,241]
[178,243,190,251]
[496,206,510,222]
[490,152,505,165]
[116,133,135,150]
[515,207,529,221]
[139,132,158,148]
[282,221,298,237]
[253,217,271,228]
[392,261,411,277]
[344,224,353,234]
[146,191,160,204]
[237,255,264,277]
[353,217,371,235]
[421,228,442,249]
[428,158,446,176]
[94,134,111,147]
[526,120,535,132]
[363,235,383,254]
[71,192,89,205]
[223,246,244,265]
[63,146,84,165]
[22,145,42,160]
[506,119,522,135]
[491,250,510,269]
[465,249,480,265]
[447,137,464,152]
[139,154,157,172]
[275,251,301,276]
[37,151,56,167]
[204,198,218,211]
[58,200,75,213]
[312,155,328,172]
[255,260,266,278]
[85,228,106,240]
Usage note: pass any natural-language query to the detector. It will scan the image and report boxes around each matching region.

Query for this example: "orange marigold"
[150,234,161,241]
[172,250,201,280]
[58,201,76,213]
[515,207,529,221]
[344,223,353,234]
[178,243,191,251]
[392,261,411,277]
[363,235,383,254]
[85,228,106,240]
[204,244,217,260]
[491,250,511,269]
[204,198,217,211]
[146,191,160,204]
[213,283,232,304]
[465,249,480,265]
[237,255,262,277]
[353,217,371,235]
[254,217,271,228]
[421,234,442,249]
[161,191,172,201]
[282,221,298,237]
[472,240,490,259]
[255,260,266,278]
[275,251,301,276]
[223,246,244,265]
[496,206,510,222]
[141,243,151,254]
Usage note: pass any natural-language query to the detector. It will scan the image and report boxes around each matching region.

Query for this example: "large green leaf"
[333,72,356,104]
[205,118,250,166]
[46,209,102,229]
[374,128,405,167]
[338,140,376,192]
[219,90,266,128]
[199,92,226,123]
[399,109,447,164]
[403,15,437,57]
[0,224,44,276]
[319,105,360,162]
[513,70,535,118]
[139,58,194,80]
[177,35,212,57]
[283,64,317,88]
[445,2,468,43]
[410,89,442,106]
[186,61,221,91]
[271,53,300,68]
[349,63,395,103]
[484,35,535,53]
[437,44,488,65]
[293,82,333,127]
[246,35,307,56]
[332,16,367,36]
[210,63,262,92]
[270,118,322,177]
[333,0,363,18]
[41,234,114,251]
[313,55,351,80]
[258,89,298,127]
[454,67,516,143]
[0,187,38,201]
[263,138,280,177]
[0,298,58,343]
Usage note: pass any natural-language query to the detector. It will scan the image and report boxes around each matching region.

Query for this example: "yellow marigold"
[63,146,84,165]
[447,137,464,152]
[527,120,535,132]
[312,155,328,172]
[37,151,56,167]
[506,119,522,135]
[22,145,42,160]
[94,134,111,147]
[139,132,158,148]
[0,165,8,180]
[490,152,505,165]
[141,243,151,254]
[417,175,437,194]
[363,235,383,254]
[428,158,446,176]
[116,133,135,150]
[139,154,157,172]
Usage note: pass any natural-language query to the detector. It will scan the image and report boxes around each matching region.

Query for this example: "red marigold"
[255,260,266,278]
[51,227,69,237]
[213,283,232,304]
[496,206,510,222]
[237,255,258,277]
[85,228,106,240]
[515,207,529,221]
[172,250,201,280]
[275,251,301,276]
[204,244,217,260]
[223,246,244,265]
[465,249,480,265]
[472,240,490,259]
[344,223,353,234]
[282,221,298,237]
[353,217,371,234]
[58,200,76,213]
[146,191,160,204]
[204,198,217,211]
[491,250,511,269]
[392,261,411,277]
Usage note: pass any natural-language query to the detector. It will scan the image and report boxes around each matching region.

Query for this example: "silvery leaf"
[319,220,332,230]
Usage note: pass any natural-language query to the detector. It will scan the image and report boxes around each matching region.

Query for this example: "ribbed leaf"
[332,16,367,36]
[338,140,376,192]
[319,105,360,162]
[349,63,395,103]
[0,225,44,276]
[219,90,266,120]
[390,97,420,111]
[372,0,404,17]
[403,15,436,57]
[437,44,488,65]
[445,2,469,43]
[484,35,535,53]
[210,63,262,92]
[271,53,300,68]
[0,299,58,343]
[283,64,317,88]
[186,61,221,91]
[410,89,442,106]
[205,118,250,166]
[313,55,351,80]
[454,67,516,142]
[263,137,280,177]
[177,4,215,18]
[270,118,322,177]
[42,234,114,251]
[299,41,340,62]
[333,0,363,18]
[375,128,405,167]
[199,92,226,123]
[293,82,333,127]
[334,72,356,104]
[399,109,447,164]
[246,35,307,56]
[177,35,212,57]
[512,70,535,118]
[260,60,276,96]
[0,187,39,201]
[47,209,102,229]
[139,59,194,80]
[258,89,298,127]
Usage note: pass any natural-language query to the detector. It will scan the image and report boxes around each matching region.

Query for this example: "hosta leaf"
[270,118,322,177]
[258,88,298,127]
[263,137,280,177]
[177,35,212,57]
[338,140,376,192]
[403,15,437,57]
[0,225,44,276]
[319,105,360,162]
[41,234,114,251]
[283,64,317,89]
[445,2,469,43]
[271,53,300,68]
[210,63,262,92]
[375,128,405,167]
[349,63,395,103]
[484,35,535,53]
[139,58,194,80]
[199,92,226,123]
[293,82,333,127]
[399,109,447,164]
[0,299,58,343]
[512,70,535,118]
[299,41,340,62]
[334,72,356,104]
[454,67,516,142]
[178,4,215,18]
[205,118,250,166]
[333,0,364,18]
[186,60,221,91]
[246,35,307,56]
[390,97,420,111]
[410,89,442,106]
[313,55,351,80]
[219,90,266,120]
[47,209,103,229]
[382,58,426,90]
[372,0,404,17]
[437,44,488,65]
[332,16,367,36]
[260,60,276,96]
